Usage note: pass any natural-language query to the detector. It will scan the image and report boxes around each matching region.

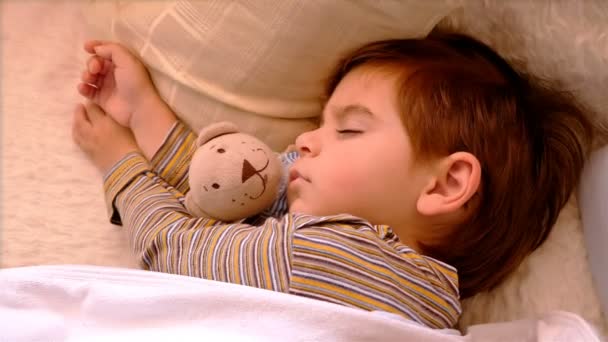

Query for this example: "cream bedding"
[1,0,606,336]
[84,0,461,151]
[1,1,138,269]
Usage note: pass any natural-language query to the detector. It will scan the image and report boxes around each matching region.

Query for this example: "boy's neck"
[390,224,424,253]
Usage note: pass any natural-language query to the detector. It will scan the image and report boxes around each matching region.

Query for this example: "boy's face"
[287,66,428,227]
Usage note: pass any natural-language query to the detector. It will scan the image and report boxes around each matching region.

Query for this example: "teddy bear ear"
[196,121,240,147]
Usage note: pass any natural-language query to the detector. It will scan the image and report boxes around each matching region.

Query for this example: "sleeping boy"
[73,31,592,328]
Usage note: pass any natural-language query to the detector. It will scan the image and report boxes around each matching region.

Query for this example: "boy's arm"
[103,152,293,290]
[130,94,196,193]
[130,93,177,161]
[79,40,194,193]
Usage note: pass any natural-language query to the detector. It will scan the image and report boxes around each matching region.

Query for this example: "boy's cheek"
[329,167,363,190]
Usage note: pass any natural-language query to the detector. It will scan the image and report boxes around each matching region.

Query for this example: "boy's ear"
[416,152,481,216]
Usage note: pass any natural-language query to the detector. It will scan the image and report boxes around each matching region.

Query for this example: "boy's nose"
[295,129,320,157]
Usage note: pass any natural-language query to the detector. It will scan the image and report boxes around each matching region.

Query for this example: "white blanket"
[0,265,601,342]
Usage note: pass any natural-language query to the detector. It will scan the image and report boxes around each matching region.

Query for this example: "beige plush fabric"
[84,0,461,151]
[1,1,138,269]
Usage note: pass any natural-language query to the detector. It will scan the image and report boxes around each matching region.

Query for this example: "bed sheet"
[1,1,138,268]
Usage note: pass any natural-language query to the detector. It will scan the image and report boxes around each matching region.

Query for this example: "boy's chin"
[287,199,314,215]
[287,202,306,214]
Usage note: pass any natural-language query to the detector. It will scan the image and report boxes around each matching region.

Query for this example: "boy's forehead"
[321,69,399,123]
[319,103,377,126]
[323,103,373,117]
[332,67,401,101]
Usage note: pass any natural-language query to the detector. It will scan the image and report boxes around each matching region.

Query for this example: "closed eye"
[336,129,363,136]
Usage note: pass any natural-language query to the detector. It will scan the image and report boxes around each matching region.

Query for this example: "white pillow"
[579,146,608,329]
[84,0,461,151]
[436,1,608,334]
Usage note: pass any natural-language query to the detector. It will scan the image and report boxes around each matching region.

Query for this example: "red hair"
[326,31,594,298]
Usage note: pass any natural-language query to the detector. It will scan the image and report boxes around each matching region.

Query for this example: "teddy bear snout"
[242,157,270,182]
[242,159,257,183]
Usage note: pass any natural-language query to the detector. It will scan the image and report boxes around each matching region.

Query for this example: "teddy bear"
[184,121,296,222]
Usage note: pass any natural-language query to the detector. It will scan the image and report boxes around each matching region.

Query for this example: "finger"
[84,101,106,122]
[92,42,134,67]
[72,107,82,143]
[72,103,91,140]
[77,83,97,99]
[84,39,112,54]
[101,59,113,75]
[87,55,105,75]
[81,70,98,84]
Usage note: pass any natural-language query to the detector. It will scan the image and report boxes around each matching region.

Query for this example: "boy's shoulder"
[289,212,460,295]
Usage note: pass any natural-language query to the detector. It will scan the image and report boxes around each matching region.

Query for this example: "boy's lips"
[289,168,310,183]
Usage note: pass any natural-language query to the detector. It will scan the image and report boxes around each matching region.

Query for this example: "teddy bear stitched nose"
[242,159,256,183]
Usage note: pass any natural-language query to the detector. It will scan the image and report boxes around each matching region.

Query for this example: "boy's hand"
[72,102,139,175]
[77,40,157,127]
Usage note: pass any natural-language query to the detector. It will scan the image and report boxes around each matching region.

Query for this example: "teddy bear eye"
[217,148,225,153]
[212,183,220,189]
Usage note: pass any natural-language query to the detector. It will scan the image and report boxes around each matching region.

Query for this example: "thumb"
[93,43,135,67]
[84,101,107,122]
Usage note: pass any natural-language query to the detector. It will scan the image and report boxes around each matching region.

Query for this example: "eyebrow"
[320,104,375,125]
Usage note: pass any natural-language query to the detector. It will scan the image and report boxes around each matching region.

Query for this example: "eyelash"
[336,129,363,136]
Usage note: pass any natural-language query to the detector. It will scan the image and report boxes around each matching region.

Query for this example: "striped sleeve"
[103,154,293,292]
[288,214,461,329]
[103,152,152,225]
[149,120,197,194]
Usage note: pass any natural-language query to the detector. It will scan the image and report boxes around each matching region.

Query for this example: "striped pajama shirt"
[103,121,461,329]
